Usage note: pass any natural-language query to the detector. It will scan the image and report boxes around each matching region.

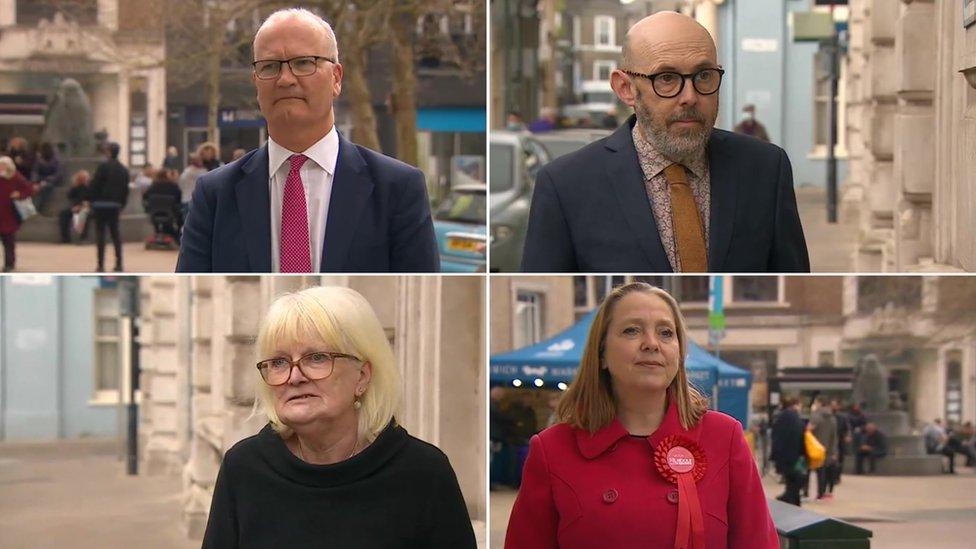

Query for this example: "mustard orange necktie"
[663,163,707,272]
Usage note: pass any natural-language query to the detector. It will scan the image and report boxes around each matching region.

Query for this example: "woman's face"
[268,340,371,429]
[602,292,681,395]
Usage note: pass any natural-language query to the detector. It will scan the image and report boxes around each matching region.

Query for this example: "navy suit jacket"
[520,116,810,272]
[176,132,439,272]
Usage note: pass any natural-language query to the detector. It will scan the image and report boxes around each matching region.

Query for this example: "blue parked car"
[433,184,487,272]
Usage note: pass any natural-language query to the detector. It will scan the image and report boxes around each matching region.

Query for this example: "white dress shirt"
[267,128,339,273]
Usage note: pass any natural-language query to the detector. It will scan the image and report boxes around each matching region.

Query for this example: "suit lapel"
[321,133,373,271]
[605,117,672,272]
[707,130,737,271]
[235,146,273,271]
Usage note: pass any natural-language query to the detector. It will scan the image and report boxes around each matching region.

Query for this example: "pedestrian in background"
[733,104,770,142]
[31,142,63,213]
[772,397,806,506]
[490,387,515,489]
[810,397,838,499]
[7,137,34,180]
[197,142,221,171]
[0,156,36,272]
[88,142,130,272]
[162,145,182,172]
[855,422,887,474]
[59,170,91,244]
[831,399,851,486]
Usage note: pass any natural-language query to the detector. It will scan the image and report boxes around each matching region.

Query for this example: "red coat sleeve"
[726,421,779,548]
[14,173,35,197]
[504,434,559,549]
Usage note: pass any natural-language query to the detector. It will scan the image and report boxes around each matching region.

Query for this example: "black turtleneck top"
[201,421,477,548]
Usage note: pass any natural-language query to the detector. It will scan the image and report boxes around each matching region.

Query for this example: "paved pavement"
[490,466,976,548]
[0,437,488,549]
[0,438,196,549]
[796,184,859,272]
[6,242,178,273]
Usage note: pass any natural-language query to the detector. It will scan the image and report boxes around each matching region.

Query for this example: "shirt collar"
[632,121,708,181]
[267,126,339,178]
[575,396,685,459]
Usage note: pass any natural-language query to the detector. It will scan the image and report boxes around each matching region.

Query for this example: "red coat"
[0,172,35,234]
[505,400,778,549]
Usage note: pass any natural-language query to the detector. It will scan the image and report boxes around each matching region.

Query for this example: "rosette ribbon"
[653,435,708,549]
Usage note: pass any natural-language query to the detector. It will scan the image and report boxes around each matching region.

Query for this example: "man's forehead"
[630,39,716,72]
[253,17,333,56]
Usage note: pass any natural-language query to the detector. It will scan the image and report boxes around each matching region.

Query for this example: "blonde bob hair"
[557,282,708,432]
[253,286,401,442]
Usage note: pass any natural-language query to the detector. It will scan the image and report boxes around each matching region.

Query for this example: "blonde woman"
[202,286,476,548]
[505,282,777,548]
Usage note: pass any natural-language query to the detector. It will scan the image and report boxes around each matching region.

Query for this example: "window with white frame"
[514,290,544,349]
[593,60,616,81]
[594,15,615,47]
[731,276,780,303]
[93,288,121,402]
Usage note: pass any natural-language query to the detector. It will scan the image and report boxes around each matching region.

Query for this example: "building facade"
[842,0,976,271]
[0,0,167,168]
[0,276,122,441]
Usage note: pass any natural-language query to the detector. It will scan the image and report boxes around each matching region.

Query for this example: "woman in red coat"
[0,156,36,272]
[505,282,778,549]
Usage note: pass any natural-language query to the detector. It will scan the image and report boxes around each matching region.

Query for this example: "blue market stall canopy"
[490,310,753,425]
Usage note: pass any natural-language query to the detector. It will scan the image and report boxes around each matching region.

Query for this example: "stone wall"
[844,0,976,271]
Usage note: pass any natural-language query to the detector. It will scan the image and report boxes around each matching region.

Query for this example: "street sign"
[792,12,835,42]
[708,276,725,346]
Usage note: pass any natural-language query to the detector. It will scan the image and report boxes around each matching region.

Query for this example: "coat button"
[603,489,619,504]
[667,489,679,504]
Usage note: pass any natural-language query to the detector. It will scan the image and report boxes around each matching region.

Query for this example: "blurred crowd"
[0,136,244,271]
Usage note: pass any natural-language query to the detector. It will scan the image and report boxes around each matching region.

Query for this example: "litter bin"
[768,498,872,548]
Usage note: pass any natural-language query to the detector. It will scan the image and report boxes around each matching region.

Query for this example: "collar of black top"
[258,418,408,488]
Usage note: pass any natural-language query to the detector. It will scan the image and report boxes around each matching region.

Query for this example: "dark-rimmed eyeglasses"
[622,68,725,98]
[252,56,336,80]
[256,351,361,386]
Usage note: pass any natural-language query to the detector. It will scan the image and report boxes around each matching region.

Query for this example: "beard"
[634,87,716,163]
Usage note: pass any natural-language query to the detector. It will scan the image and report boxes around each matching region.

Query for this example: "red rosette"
[653,435,707,484]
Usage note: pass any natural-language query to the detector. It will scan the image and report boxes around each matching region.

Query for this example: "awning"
[416,107,486,132]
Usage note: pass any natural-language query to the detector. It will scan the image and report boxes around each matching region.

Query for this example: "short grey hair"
[255,7,339,61]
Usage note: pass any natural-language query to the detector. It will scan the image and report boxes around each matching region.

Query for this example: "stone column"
[182,277,216,539]
[893,0,936,270]
[142,276,182,475]
[854,0,899,271]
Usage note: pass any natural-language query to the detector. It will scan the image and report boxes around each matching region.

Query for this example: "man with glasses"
[521,11,809,273]
[178,8,438,273]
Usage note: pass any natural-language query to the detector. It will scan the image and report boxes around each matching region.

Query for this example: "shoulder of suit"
[711,127,786,159]
[536,134,617,183]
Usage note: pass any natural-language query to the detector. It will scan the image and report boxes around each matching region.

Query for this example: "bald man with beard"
[520,12,809,273]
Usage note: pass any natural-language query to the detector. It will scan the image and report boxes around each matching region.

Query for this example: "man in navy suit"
[521,12,809,273]
[177,8,438,272]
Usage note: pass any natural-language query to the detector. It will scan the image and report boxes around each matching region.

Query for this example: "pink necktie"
[280,154,311,272]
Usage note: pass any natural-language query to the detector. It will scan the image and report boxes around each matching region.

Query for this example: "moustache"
[668,110,705,124]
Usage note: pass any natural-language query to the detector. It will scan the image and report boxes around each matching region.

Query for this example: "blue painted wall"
[716,0,847,187]
[0,276,118,440]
